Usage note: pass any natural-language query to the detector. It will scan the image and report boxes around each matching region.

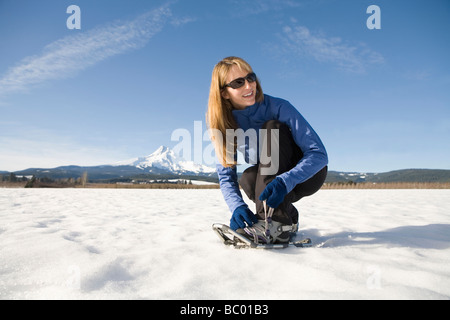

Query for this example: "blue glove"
[230,205,258,231]
[259,177,288,209]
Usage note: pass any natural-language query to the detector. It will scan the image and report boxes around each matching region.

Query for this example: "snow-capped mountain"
[113,146,216,175]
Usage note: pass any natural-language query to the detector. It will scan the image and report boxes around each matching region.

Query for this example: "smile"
[243,91,254,98]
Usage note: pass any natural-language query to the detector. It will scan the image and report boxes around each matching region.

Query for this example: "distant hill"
[325,169,450,184]
[6,167,450,185]
[1,146,450,184]
[6,146,217,183]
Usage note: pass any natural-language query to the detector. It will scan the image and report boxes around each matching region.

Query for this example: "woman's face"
[221,65,257,110]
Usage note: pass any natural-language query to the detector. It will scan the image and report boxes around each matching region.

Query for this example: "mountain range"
[2,146,450,183]
[325,169,450,184]
[6,146,216,182]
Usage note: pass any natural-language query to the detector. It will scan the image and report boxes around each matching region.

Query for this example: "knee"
[262,120,284,130]
[239,165,258,201]
[240,165,258,185]
[262,120,291,136]
[241,164,258,178]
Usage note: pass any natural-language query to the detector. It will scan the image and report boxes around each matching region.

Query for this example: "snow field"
[0,188,449,299]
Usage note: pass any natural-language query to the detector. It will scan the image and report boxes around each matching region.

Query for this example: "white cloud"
[229,0,302,17]
[170,16,197,27]
[280,25,384,73]
[0,6,172,97]
[0,128,128,172]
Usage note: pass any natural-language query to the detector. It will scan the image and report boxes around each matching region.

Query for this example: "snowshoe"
[212,223,312,249]
[213,200,312,249]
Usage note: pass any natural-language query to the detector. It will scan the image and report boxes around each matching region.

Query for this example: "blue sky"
[0,0,449,172]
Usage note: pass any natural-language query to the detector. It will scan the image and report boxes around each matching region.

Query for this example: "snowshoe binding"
[212,201,312,249]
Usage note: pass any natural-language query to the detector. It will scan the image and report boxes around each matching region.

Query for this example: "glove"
[230,205,258,231]
[259,177,288,209]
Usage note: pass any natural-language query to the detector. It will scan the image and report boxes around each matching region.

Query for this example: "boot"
[237,220,293,244]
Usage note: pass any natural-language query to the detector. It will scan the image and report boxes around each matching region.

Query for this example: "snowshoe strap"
[278,225,294,232]
[245,226,259,244]
[263,200,274,238]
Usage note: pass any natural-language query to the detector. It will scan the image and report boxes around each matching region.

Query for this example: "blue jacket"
[216,94,328,213]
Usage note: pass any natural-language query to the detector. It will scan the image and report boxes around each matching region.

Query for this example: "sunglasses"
[222,72,257,89]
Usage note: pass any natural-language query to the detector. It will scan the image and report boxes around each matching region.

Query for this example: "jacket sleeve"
[216,163,247,213]
[275,99,328,193]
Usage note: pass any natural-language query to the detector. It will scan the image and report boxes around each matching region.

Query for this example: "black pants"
[239,120,327,225]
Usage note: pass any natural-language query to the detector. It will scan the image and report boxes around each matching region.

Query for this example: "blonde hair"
[206,57,263,167]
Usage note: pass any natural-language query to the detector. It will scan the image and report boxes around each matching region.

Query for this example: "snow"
[112,146,216,175]
[166,179,218,185]
[1,188,449,300]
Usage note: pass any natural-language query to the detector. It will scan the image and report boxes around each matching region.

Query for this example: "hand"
[230,205,258,231]
[259,177,288,209]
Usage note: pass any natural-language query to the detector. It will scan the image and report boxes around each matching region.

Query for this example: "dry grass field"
[2,181,450,189]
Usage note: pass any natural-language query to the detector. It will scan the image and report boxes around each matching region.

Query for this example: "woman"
[206,56,328,244]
